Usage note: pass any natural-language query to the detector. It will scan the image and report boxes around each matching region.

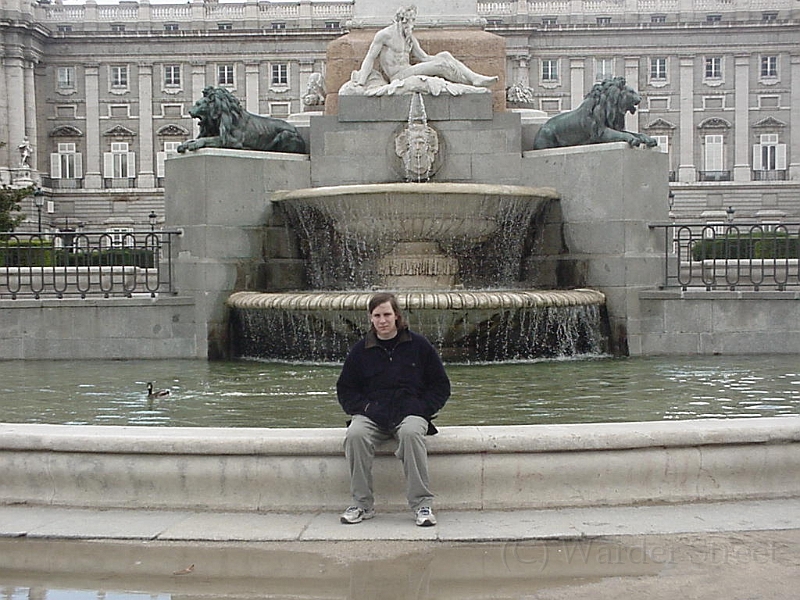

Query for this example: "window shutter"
[127,152,136,177]
[156,152,166,178]
[776,144,787,170]
[50,153,62,179]
[705,135,723,171]
[752,145,763,170]
[74,153,83,178]
[103,152,114,177]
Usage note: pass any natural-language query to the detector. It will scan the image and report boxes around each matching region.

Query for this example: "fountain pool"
[1,356,797,428]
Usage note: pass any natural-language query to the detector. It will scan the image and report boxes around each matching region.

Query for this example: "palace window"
[704,57,722,80]
[111,24,125,32]
[649,57,667,81]
[218,64,235,86]
[50,143,83,180]
[753,134,786,173]
[165,23,179,31]
[541,59,559,82]
[704,135,724,172]
[164,64,181,87]
[104,142,135,179]
[651,15,666,24]
[57,67,75,89]
[271,22,286,30]
[218,23,232,31]
[596,58,614,81]
[271,63,288,86]
[157,141,182,179]
[111,65,128,88]
[760,55,778,78]
[325,21,341,29]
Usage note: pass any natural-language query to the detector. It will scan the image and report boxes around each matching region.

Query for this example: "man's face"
[370,301,399,340]
[398,11,415,35]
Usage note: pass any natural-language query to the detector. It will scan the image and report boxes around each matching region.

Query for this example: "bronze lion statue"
[177,86,306,154]
[533,77,657,150]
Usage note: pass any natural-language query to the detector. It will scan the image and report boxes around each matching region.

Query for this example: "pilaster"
[790,55,800,180]
[138,63,156,188]
[733,54,751,182]
[83,64,102,189]
[677,56,696,182]
[569,58,585,110]
[5,57,26,172]
[245,62,260,114]
[624,56,639,133]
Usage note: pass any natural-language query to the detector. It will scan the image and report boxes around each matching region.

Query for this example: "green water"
[0,356,798,427]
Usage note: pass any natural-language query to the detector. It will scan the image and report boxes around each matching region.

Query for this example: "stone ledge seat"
[1,418,798,513]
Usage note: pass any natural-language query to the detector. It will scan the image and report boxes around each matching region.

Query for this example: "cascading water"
[226,90,609,362]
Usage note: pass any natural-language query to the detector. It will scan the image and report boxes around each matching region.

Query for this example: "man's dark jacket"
[337,327,450,432]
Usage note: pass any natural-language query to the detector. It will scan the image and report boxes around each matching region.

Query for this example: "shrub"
[691,232,799,261]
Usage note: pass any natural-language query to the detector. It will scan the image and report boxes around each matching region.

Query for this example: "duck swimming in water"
[147,382,171,398]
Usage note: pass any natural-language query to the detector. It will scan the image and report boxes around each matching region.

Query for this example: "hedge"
[0,240,155,268]
[691,232,800,261]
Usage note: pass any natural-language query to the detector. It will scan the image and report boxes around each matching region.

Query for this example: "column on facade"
[5,57,26,173]
[138,63,156,188]
[789,55,800,180]
[191,62,206,138]
[569,58,584,110]
[83,64,102,189]
[677,56,696,182]
[624,57,639,133]
[733,54,751,182]
[245,62,260,114]
[23,58,38,163]
[0,60,10,177]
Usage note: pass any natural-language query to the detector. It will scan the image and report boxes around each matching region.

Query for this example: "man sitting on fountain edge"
[337,292,451,527]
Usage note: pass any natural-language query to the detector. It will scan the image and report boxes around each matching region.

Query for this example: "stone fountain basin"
[271,182,559,242]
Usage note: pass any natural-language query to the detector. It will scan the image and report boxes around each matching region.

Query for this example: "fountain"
[225,89,608,361]
[170,12,667,362]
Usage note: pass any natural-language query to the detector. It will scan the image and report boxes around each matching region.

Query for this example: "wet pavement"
[1,499,799,599]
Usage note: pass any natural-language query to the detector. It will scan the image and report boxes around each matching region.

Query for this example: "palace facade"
[1,0,798,232]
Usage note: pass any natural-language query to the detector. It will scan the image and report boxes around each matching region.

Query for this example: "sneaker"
[340,506,375,524]
[415,506,436,527]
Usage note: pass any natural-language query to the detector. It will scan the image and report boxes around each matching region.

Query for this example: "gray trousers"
[344,414,433,511]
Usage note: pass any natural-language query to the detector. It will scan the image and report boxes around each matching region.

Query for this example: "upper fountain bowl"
[272,182,559,290]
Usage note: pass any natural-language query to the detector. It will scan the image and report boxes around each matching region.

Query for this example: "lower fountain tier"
[227,289,608,362]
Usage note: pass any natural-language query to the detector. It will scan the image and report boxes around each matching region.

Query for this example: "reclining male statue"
[340,5,498,97]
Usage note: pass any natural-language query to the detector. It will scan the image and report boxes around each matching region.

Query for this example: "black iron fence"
[0,230,180,299]
[650,222,800,291]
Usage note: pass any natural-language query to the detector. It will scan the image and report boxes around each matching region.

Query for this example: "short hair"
[368,292,407,331]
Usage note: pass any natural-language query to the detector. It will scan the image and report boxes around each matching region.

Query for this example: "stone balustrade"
[35,0,787,28]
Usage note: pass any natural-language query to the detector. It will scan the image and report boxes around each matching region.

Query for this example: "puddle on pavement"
[0,538,664,599]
